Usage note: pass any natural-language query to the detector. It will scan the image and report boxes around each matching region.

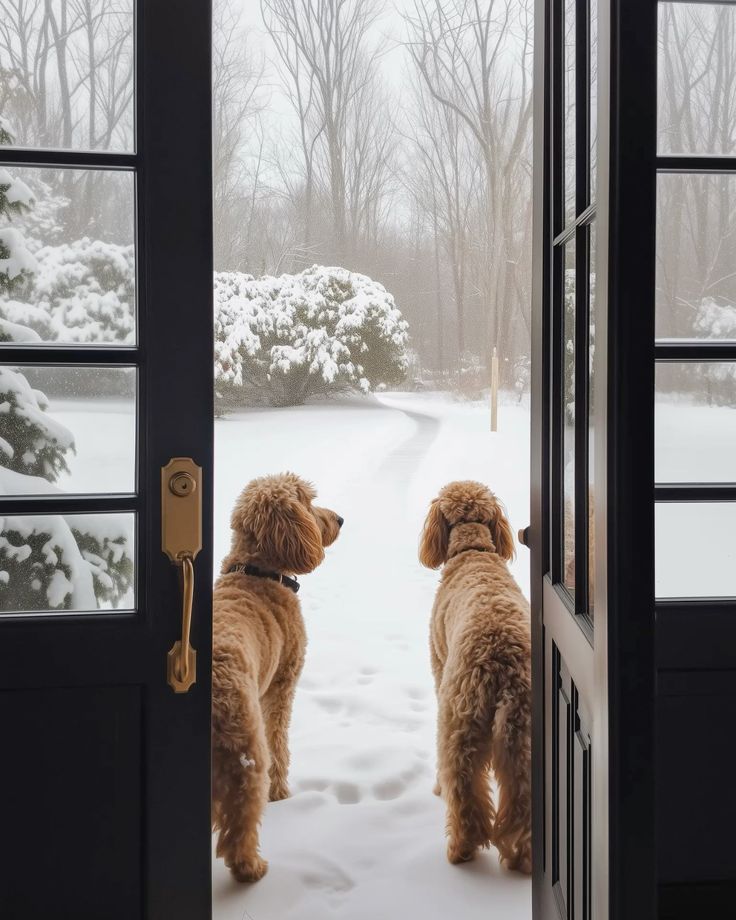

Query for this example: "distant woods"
[214,0,534,387]
[1,1,735,391]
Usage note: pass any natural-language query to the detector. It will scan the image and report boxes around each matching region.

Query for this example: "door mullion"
[573,0,590,619]
[575,222,590,617]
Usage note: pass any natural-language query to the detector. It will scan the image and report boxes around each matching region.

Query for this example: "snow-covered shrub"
[695,297,736,339]
[30,238,135,344]
[692,298,736,405]
[214,265,410,407]
[512,354,531,402]
[0,121,133,611]
[455,351,487,400]
[563,263,596,422]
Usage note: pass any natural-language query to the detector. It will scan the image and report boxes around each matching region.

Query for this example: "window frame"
[551,0,598,627]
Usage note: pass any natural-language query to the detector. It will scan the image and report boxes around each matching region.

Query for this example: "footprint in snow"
[313,694,342,714]
[299,854,355,895]
[334,781,361,804]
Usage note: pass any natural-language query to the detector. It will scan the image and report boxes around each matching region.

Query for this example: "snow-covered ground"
[212,391,532,920]
[6,384,734,913]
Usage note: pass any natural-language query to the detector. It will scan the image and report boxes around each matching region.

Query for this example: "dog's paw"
[500,849,532,875]
[269,783,290,802]
[229,855,269,883]
[432,780,442,797]
[447,839,476,865]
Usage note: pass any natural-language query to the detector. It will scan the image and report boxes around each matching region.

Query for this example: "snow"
[0,227,37,282]
[0,169,35,209]
[656,396,736,482]
[0,314,43,343]
[52,398,136,495]
[212,391,532,920]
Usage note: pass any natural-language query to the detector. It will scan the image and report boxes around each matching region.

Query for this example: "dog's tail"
[490,668,532,872]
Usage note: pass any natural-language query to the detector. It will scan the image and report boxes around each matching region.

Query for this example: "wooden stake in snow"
[490,347,499,432]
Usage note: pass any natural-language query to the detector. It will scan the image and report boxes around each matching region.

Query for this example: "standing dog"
[419,481,531,872]
[212,472,343,882]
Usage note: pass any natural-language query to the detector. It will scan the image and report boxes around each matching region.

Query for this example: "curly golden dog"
[212,472,343,882]
[419,481,531,873]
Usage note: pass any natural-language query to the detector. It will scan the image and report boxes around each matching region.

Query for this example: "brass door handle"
[162,458,202,693]
[518,526,530,548]
[168,554,197,692]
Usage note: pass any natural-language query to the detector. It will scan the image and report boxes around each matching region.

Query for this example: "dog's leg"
[212,675,271,882]
[431,643,444,797]
[263,673,299,802]
[490,677,532,875]
[437,667,496,865]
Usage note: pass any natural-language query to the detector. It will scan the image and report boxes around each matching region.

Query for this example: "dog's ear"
[419,499,450,569]
[490,502,516,562]
[254,495,325,574]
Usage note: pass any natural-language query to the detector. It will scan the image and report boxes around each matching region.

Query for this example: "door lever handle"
[518,526,530,548]
[168,554,197,693]
[162,458,202,693]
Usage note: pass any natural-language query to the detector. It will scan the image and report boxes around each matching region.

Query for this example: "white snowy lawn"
[212,391,533,920]
[37,386,736,915]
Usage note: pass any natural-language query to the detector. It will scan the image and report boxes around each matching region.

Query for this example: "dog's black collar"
[228,563,300,594]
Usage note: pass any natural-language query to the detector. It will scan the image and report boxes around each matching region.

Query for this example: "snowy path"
[212,392,532,920]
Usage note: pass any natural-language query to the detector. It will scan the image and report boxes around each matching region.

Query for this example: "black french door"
[532,0,657,918]
[0,2,214,918]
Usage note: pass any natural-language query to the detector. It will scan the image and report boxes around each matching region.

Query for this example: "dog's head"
[230,472,343,575]
[419,480,515,569]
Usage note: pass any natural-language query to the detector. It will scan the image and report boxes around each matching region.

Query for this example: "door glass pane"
[658,3,736,156]
[656,363,736,483]
[589,0,598,203]
[0,167,136,345]
[0,0,135,152]
[564,0,577,225]
[656,503,736,598]
[656,173,736,340]
[0,512,134,612]
[0,366,136,495]
[563,239,576,593]
[588,221,596,615]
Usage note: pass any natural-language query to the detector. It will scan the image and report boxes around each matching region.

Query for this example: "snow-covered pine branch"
[0,165,37,295]
[215,265,410,407]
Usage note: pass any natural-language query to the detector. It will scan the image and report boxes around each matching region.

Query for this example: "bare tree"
[403,77,481,365]
[261,0,391,264]
[657,4,736,340]
[212,0,265,270]
[404,0,533,372]
[0,0,134,235]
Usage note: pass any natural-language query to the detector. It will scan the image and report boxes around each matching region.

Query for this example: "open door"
[531,0,657,918]
[0,2,213,918]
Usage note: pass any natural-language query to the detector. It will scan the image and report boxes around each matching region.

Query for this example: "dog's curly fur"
[212,472,342,882]
[419,481,532,873]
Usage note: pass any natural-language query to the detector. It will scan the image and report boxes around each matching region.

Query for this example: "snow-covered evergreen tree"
[0,121,133,611]
[215,265,410,408]
[0,123,37,298]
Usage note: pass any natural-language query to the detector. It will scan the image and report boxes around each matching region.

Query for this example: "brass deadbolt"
[169,471,196,497]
